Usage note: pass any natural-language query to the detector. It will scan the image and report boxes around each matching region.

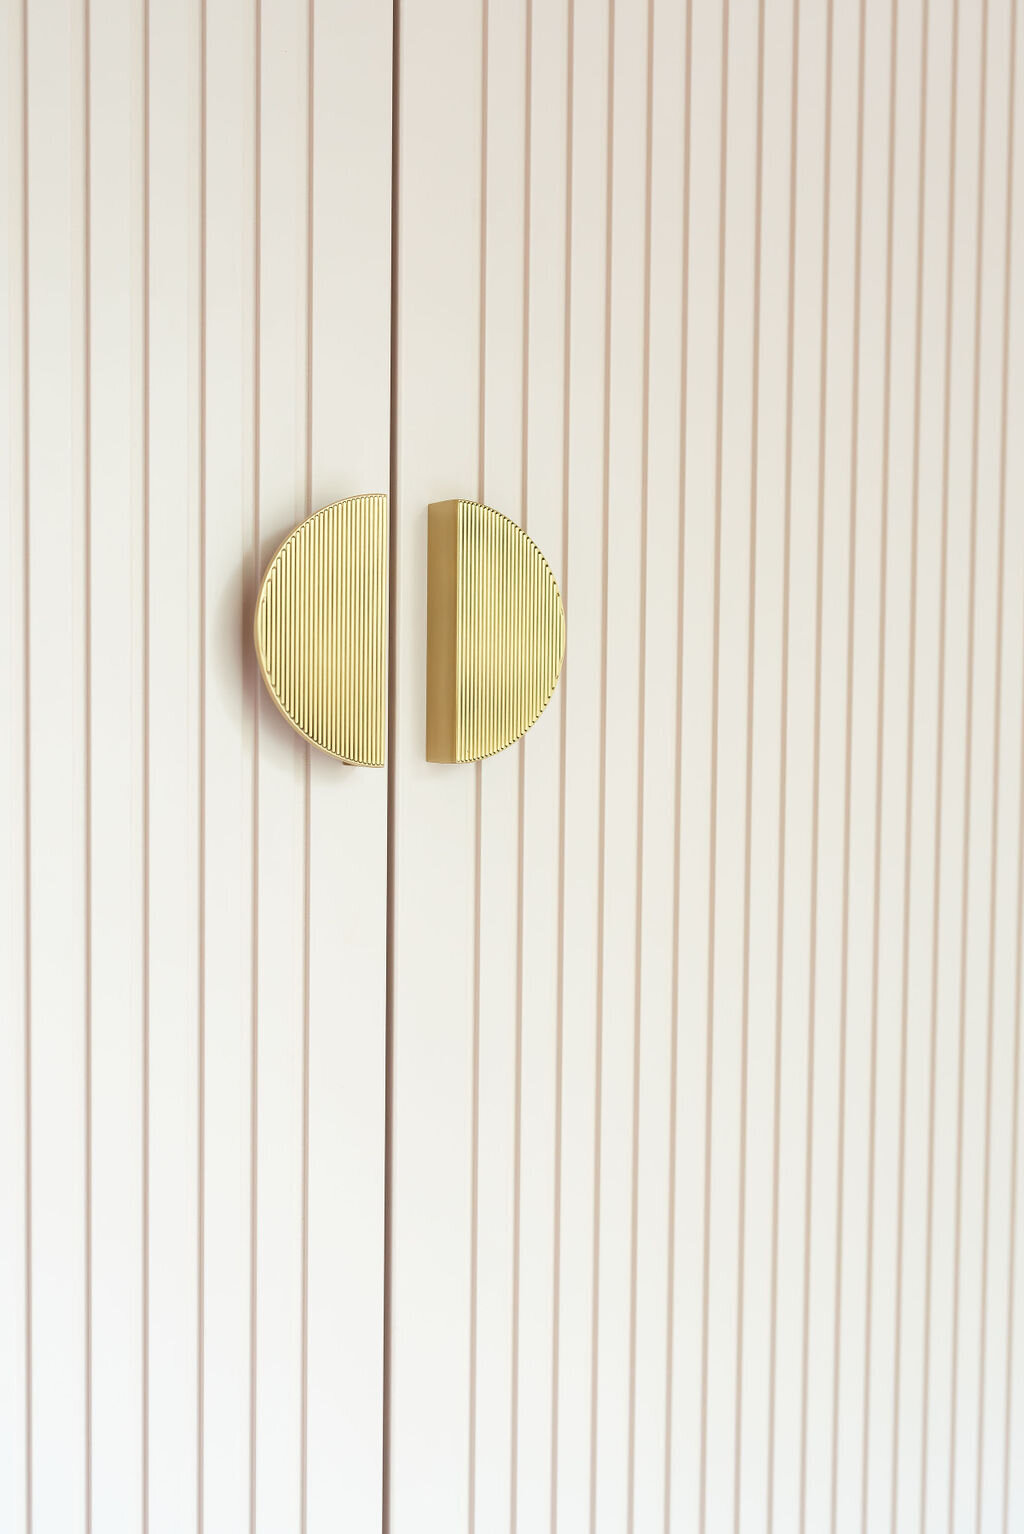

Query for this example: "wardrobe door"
[387,0,1024,1531]
[388,0,677,1527]
[0,1,391,1529]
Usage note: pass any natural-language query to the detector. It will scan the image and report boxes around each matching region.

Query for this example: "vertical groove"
[141,0,151,1519]
[512,0,536,1497]
[1000,12,1021,1527]
[197,0,208,1524]
[949,1,989,1521]
[976,1,1017,1518]
[512,0,533,1465]
[382,0,400,1524]
[43,5,1024,1533]
[830,0,868,1523]
[589,0,615,1521]
[890,5,930,1528]
[766,3,799,1526]
[733,0,765,1525]
[550,0,574,1504]
[83,0,94,1521]
[249,0,262,1524]
[798,2,833,1526]
[20,0,33,1523]
[861,0,899,1523]
[468,0,488,1519]
[664,2,693,1525]
[1004,478,1024,1534]
[626,0,655,1524]
[919,0,960,1523]
[300,0,314,1517]
[698,3,730,1528]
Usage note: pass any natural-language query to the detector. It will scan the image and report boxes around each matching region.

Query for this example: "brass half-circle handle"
[426,498,566,763]
[254,494,388,766]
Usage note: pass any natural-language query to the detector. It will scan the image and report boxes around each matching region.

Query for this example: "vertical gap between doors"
[382,0,401,1527]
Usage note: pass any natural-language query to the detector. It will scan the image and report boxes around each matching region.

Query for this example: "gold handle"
[426,499,565,763]
[253,494,389,766]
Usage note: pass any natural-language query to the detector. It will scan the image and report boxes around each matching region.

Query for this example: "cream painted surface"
[389,0,1024,1531]
[4,0,1024,1531]
[1,0,390,1530]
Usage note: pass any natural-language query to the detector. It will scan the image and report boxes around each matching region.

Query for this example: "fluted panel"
[5,0,392,1522]
[426,498,565,762]
[389,2,1024,1531]
[254,494,388,765]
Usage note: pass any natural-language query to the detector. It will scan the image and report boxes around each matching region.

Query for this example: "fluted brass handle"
[252,493,565,767]
[253,494,389,766]
[425,499,565,763]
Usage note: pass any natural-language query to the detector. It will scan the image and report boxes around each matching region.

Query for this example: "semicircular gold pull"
[253,494,388,766]
[426,498,566,763]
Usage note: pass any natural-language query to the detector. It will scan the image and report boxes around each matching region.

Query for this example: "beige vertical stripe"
[798,3,834,1527]
[467,0,487,1518]
[20,0,33,1524]
[299,5,314,1516]
[920,0,960,1524]
[732,3,765,1526]
[551,2,574,1527]
[590,1,615,1528]
[949,2,990,1524]
[510,10,532,1522]
[698,5,730,1529]
[83,0,94,1522]
[977,0,1018,1524]
[830,1,868,1524]
[667,1,695,1525]
[141,0,151,1521]
[891,5,931,1530]
[862,2,900,1527]
[196,0,207,1524]
[627,0,654,1524]
[976,0,1016,1514]
[1000,13,1021,1528]
[766,5,800,1527]
[248,1,261,1527]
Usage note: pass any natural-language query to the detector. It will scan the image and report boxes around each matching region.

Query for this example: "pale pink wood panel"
[253,0,390,1528]
[553,1,611,1527]
[23,2,90,1530]
[892,3,960,1527]
[5,0,1024,1530]
[509,1,567,1530]
[764,3,826,1522]
[88,0,146,1525]
[304,0,391,1527]
[0,1,30,1528]
[630,0,687,1527]
[3,3,391,1531]
[202,0,257,1525]
[389,4,1024,1534]
[146,3,202,1525]
[733,2,792,1524]
[388,0,482,1527]
[474,2,527,1531]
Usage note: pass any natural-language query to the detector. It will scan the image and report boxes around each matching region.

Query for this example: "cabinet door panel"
[387,1,1024,1531]
[0,2,391,1529]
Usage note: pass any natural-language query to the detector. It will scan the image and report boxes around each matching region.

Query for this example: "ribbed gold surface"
[254,495,388,765]
[427,499,565,763]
